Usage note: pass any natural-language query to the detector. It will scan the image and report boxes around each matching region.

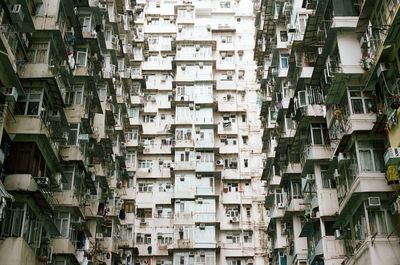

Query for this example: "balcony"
[301,145,334,173]
[337,172,391,216]
[220,169,241,180]
[193,212,216,223]
[174,187,195,199]
[196,162,214,172]
[53,189,81,209]
[174,239,194,249]
[174,161,196,171]
[142,59,172,71]
[0,238,38,265]
[176,51,213,61]
[195,187,215,196]
[216,79,236,90]
[327,109,377,142]
[217,101,246,112]
[217,122,238,135]
[144,23,176,34]
[135,166,172,178]
[219,144,239,154]
[221,192,253,204]
[174,212,194,224]
[317,189,339,217]
[4,174,57,213]
[308,236,344,265]
[60,145,85,162]
[51,238,77,256]
[175,139,194,148]
[194,116,214,125]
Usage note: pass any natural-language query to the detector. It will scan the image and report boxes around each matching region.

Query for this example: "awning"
[0,181,14,202]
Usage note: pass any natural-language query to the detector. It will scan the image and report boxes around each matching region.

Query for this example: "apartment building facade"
[256,0,400,265]
[0,0,267,265]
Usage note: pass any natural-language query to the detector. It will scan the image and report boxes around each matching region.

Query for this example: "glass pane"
[312,128,323,144]
[26,102,40,115]
[359,150,373,171]
[351,99,364,114]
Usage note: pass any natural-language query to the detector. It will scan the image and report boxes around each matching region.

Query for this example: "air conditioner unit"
[198,62,204,68]
[140,218,147,225]
[227,71,233,76]
[195,45,201,51]
[199,223,205,229]
[195,105,200,110]
[199,251,205,256]
[195,127,201,133]
[384,147,400,165]
[216,159,224,166]
[277,202,285,209]
[189,251,195,257]
[10,4,24,22]
[189,103,194,110]
[247,259,254,265]
[196,198,203,204]
[181,64,186,70]
[230,217,239,223]
[96,233,104,239]
[175,199,181,203]
[196,173,202,178]
[2,87,18,102]
[367,197,381,208]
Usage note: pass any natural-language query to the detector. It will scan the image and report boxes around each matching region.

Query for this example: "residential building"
[0,0,268,265]
[256,0,400,265]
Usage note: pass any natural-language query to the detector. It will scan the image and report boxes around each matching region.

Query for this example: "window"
[15,88,44,116]
[138,183,153,192]
[348,90,376,114]
[67,123,80,145]
[126,152,136,167]
[27,42,49,63]
[227,259,241,265]
[225,205,240,217]
[76,48,88,67]
[310,123,329,145]
[143,115,155,123]
[1,203,42,248]
[227,183,239,192]
[226,233,240,243]
[126,130,138,141]
[321,164,336,189]
[136,233,152,244]
[123,201,135,213]
[280,31,288,42]
[244,159,249,168]
[368,209,391,235]
[280,53,289,69]
[357,140,384,172]
[79,16,92,32]
[245,207,251,217]
[291,181,302,199]
[243,231,253,242]
[55,212,70,238]
[157,233,173,244]
[65,85,85,105]
[242,136,248,144]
